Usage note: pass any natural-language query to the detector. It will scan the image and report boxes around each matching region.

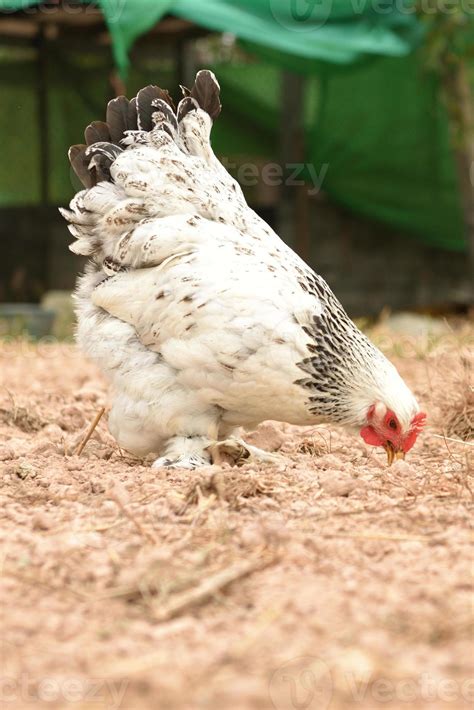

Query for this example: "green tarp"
[0,0,470,250]
[0,0,425,74]
[99,0,424,75]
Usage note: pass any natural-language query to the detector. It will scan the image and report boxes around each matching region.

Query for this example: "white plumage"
[62,71,425,468]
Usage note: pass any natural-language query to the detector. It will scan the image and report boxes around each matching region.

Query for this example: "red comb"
[411,412,427,431]
[402,412,427,453]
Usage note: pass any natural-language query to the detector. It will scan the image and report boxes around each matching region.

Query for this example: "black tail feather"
[128,97,138,129]
[69,145,93,189]
[86,143,123,185]
[88,154,113,184]
[106,97,128,143]
[177,96,199,123]
[136,85,176,132]
[85,121,111,147]
[69,71,221,188]
[85,142,123,162]
[190,70,221,121]
[136,86,160,131]
[152,98,179,131]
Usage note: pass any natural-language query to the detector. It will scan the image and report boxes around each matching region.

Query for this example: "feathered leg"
[152,437,283,469]
[152,436,212,469]
[208,439,284,466]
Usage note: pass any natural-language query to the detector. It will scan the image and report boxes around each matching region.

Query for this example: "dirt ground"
[0,321,472,710]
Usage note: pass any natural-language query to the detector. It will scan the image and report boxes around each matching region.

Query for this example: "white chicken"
[61,71,426,468]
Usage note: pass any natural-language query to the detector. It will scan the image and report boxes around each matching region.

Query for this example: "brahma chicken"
[61,70,426,468]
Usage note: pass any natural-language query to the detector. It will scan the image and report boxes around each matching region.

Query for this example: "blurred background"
[0,7,473,705]
[0,0,472,337]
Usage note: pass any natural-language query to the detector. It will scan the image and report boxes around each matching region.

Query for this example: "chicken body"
[63,72,422,467]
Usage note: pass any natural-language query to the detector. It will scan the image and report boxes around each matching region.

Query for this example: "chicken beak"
[385,444,394,466]
[384,444,405,466]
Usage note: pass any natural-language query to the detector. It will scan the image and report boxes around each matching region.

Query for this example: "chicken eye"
[388,418,398,430]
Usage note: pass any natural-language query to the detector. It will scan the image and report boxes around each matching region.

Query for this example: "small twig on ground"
[431,434,474,447]
[321,532,434,543]
[75,407,106,457]
[152,553,277,623]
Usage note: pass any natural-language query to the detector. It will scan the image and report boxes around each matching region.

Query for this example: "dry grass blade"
[440,356,473,441]
[75,406,106,456]
[152,554,278,623]
[430,434,474,447]
[321,532,436,543]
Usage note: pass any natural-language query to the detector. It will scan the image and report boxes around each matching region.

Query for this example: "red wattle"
[360,426,384,447]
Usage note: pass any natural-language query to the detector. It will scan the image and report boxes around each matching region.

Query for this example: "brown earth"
[0,322,472,710]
